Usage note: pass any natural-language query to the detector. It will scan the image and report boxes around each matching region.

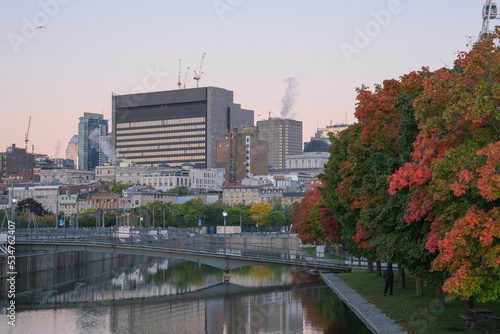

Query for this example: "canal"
[0,251,371,333]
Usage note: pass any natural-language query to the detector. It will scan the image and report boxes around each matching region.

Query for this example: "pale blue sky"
[0,1,490,157]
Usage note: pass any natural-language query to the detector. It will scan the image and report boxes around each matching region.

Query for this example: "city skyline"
[1,1,490,158]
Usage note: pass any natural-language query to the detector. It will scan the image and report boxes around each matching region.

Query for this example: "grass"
[336,271,500,334]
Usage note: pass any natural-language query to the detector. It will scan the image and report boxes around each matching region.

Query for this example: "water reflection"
[0,252,370,333]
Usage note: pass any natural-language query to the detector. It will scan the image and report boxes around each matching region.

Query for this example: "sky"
[0,0,493,158]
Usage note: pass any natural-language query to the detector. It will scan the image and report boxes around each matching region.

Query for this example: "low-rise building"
[190,168,225,192]
[222,179,267,206]
[10,185,59,213]
[119,185,177,210]
[40,168,95,184]
[91,192,119,209]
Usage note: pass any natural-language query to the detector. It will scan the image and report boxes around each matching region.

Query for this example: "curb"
[320,272,408,334]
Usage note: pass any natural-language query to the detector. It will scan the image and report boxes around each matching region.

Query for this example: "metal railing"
[8,228,352,272]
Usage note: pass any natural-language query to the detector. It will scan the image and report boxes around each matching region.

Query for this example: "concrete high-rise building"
[65,134,78,169]
[0,143,34,178]
[112,87,254,168]
[316,123,350,139]
[216,126,268,183]
[78,113,109,171]
[257,118,302,171]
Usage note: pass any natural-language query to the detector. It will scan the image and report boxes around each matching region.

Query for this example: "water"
[1,252,371,333]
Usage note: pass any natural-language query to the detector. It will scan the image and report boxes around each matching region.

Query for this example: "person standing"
[384,264,394,296]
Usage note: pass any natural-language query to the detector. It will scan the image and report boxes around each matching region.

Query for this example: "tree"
[78,209,98,228]
[249,202,272,226]
[388,28,500,301]
[109,182,133,194]
[15,198,47,216]
[227,204,252,226]
[166,186,190,196]
[180,198,206,228]
[266,211,285,227]
[321,69,440,291]
[291,187,328,244]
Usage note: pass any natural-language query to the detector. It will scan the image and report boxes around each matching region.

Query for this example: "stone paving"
[320,272,408,334]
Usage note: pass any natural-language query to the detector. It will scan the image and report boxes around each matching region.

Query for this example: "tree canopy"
[15,198,48,216]
[295,28,500,302]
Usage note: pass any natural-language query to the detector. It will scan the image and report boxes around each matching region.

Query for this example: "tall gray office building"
[112,87,254,168]
[78,113,109,171]
[257,118,303,170]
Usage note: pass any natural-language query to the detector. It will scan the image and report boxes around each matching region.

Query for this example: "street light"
[222,210,228,254]
[152,205,156,228]
[10,197,17,223]
[222,210,227,234]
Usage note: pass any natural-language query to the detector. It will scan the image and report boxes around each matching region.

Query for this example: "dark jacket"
[384,269,394,281]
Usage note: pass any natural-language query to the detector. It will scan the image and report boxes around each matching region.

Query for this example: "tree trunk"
[398,266,406,289]
[415,277,423,296]
[376,260,382,277]
[464,296,474,316]
[367,260,373,273]
[435,285,445,308]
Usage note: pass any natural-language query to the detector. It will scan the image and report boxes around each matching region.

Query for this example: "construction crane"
[183,66,190,89]
[193,53,206,87]
[177,59,182,89]
[24,116,31,151]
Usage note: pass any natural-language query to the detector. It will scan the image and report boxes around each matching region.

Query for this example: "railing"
[6,228,352,271]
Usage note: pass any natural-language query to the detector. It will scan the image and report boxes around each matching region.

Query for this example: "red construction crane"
[193,53,206,87]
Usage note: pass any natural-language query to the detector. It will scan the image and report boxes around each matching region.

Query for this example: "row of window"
[119,147,206,156]
[117,125,206,137]
[142,177,190,187]
[118,155,205,163]
[116,137,206,147]
[117,117,206,129]
[286,159,325,168]
[223,199,259,205]
[261,189,284,194]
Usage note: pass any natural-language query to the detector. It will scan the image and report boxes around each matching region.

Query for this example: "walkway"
[320,272,407,334]
[6,228,352,272]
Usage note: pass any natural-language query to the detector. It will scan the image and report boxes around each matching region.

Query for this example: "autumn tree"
[321,69,439,290]
[291,187,329,244]
[388,28,500,302]
[249,202,272,226]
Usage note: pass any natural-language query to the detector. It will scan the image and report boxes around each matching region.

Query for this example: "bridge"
[3,228,352,274]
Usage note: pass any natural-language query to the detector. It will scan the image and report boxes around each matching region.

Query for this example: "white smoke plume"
[89,128,117,163]
[281,77,299,119]
[54,140,61,158]
[101,137,117,163]
[89,128,100,148]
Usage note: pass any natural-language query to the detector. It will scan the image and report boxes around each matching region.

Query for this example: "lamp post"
[152,205,156,228]
[222,210,228,254]
[162,207,165,229]
[10,198,17,224]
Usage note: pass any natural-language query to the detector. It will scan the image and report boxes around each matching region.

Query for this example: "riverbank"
[320,272,407,334]
[327,270,500,334]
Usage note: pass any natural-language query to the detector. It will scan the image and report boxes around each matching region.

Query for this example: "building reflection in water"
[0,252,370,334]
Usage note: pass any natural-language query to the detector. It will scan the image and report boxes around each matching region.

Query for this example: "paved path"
[320,272,408,334]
